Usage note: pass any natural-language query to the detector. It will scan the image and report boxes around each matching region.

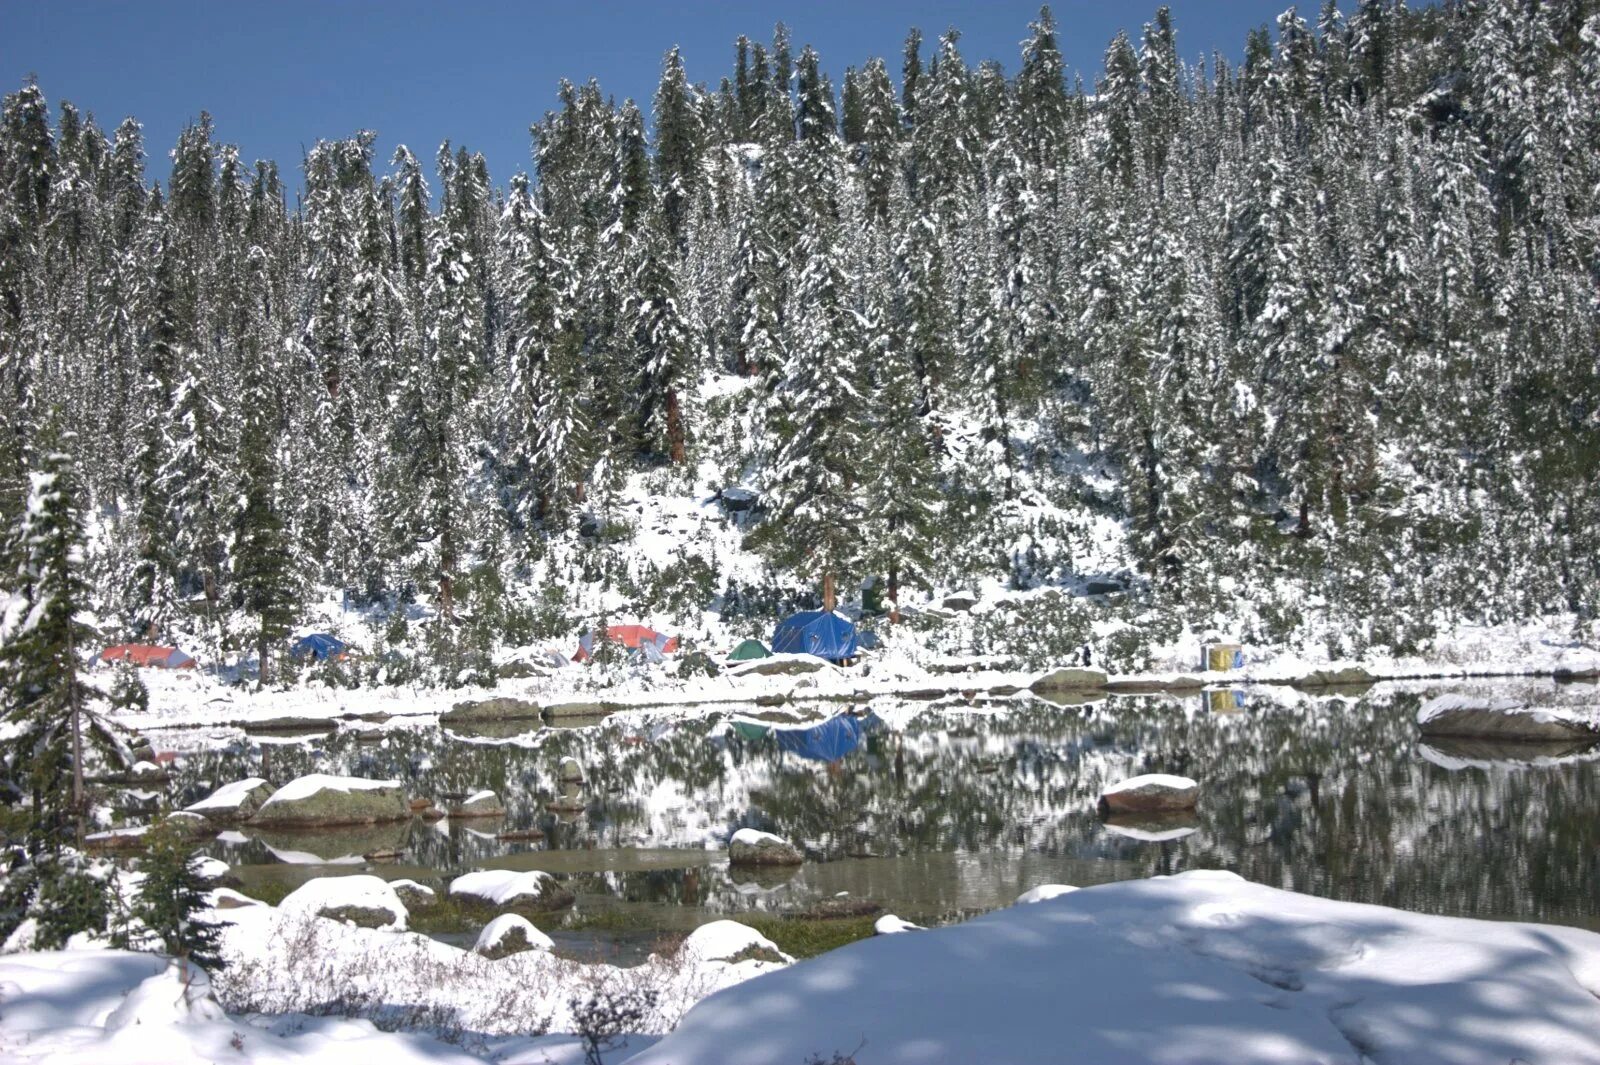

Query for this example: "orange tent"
[573,625,679,663]
[100,644,197,669]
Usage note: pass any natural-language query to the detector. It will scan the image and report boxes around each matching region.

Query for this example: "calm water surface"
[157,680,1599,961]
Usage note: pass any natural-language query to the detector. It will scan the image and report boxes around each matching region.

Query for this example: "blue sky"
[6,1,1296,186]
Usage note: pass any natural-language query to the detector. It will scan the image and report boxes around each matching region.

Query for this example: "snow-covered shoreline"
[111,624,1600,735]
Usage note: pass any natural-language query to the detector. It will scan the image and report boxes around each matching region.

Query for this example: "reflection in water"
[170,683,1600,942]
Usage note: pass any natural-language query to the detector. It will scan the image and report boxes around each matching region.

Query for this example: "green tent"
[728,638,771,662]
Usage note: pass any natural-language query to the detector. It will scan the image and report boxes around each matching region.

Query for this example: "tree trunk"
[667,390,685,464]
[440,529,455,620]
[67,624,85,850]
[257,619,270,690]
[888,564,901,624]
[822,572,836,614]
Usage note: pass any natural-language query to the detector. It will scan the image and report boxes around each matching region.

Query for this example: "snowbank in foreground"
[0,950,482,1064]
[627,870,1600,1065]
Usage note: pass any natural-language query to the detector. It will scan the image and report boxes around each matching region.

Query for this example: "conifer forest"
[2,0,1598,688]
[5,5,1600,1062]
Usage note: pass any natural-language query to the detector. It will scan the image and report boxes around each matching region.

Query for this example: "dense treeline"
[1,0,1598,674]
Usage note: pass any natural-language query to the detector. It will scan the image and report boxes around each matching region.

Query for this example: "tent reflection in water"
[730,712,879,763]
[771,611,859,663]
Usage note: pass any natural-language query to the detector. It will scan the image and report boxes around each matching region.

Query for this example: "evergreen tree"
[232,327,296,688]
[132,821,227,974]
[0,437,127,853]
[653,47,703,245]
[626,202,694,464]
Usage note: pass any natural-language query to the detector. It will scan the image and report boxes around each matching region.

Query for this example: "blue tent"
[771,611,859,661]
[857,630,881,651]
[290,633,349,662]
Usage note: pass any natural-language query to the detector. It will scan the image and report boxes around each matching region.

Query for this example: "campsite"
[4,0,1600,1062]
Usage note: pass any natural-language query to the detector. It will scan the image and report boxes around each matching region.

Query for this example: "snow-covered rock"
[253,774,409,826]
[1014,883,1079,906]
[280,874,408,931]
[449,868,575,912]
[161,810,214,840]
[730,654,833,677]
[1417,693,1600,742]
[728,828,803,866]
[447,789,506,818]
[472,913,553,959]
[630,870,1600,1065]
[207,887,263,910]
[679,920,787,965]
[183,776,273,822]
[1099,773,1200,814]
[1297,665,1376,688]
[557,756,584,784]
[84,825,149,850]
[441,696,543,726]
[1553,648,1600,679]
[1030,667,1109,693]
[389,879,438,910]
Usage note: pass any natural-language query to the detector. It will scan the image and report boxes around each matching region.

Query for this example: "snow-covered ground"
[8,870,1598,1064]
[632,870,1600,1065]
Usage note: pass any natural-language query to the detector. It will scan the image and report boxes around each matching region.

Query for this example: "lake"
[150,679,1600,963]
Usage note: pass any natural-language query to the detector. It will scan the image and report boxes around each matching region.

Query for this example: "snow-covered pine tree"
[232,282,296,688]
[654,46,704,246]
[0,438,128,852]
[626,197,695,464]
[753,93,867,612]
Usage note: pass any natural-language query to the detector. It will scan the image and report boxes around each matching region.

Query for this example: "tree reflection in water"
[173,683,1600,933]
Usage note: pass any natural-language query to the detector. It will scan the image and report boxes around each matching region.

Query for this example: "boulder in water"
[728,828,804,866]
[473,913,554,959]
[441,697,543,726]
[1030,668,1109,693]
[1417,694,1600,742]
[184,777,274,823]
[447,789,506,818]
[1098,774,1199,814]
[449,869,575,913]
[251,774,409,827]
[279,874,408,930]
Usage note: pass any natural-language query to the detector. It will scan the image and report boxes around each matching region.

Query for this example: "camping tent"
[771,611,859,661]
[730,712,877,763]
[100,644,196,669]
[857,630,881,651]
[628,641,666,666]
[575,624,679,663]
[727,639,771,662]
[290,633,350,662]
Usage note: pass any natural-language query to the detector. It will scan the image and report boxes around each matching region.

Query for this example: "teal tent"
[728,639,770,662]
